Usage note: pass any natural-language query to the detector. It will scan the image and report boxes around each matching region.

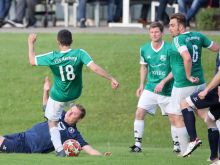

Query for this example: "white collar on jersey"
[151,41,164,52]
[60,49,71,53]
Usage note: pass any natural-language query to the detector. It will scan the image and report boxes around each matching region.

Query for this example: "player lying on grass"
[0,77,111,156]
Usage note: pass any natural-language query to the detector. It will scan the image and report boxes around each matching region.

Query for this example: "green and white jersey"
[170,31,213,87]
[35,49,93,102]
[140,41,173,96]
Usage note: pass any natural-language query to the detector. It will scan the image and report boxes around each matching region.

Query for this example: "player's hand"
[103,152,112,156]
[28,33,37,44]
[44,76,51,92]
[188,76,199,84]
[111,79,119,89]
[136,86,144,97]
[154,81,165,93]
[198,89,208,100]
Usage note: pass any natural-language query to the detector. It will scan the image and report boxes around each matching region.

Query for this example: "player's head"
[64,104,86,125]
[169,13,187,37]
[57,29,73,46]
[149,22,164,42]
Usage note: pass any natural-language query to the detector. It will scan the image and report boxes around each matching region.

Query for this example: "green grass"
[0,33,219,165]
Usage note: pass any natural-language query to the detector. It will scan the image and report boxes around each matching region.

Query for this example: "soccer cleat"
[129,145,142,153]
[56,149,66,157]
[182,138,202,157]
[210,160,220,165]
[173,141,181,153]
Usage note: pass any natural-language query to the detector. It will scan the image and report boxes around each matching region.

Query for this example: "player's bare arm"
[154,72,173,93]
[136,64,147,97]
[88,62,119,89]
[181,50,199,83]
[43,76,51,106]
[82,145,111,156]
[198,66,220,100]
[209,42,219,52]
[28,33,37,66]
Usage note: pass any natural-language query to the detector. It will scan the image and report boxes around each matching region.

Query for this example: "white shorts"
[137,90,170,115]
[167,84,206,115]
[45,97,73,121]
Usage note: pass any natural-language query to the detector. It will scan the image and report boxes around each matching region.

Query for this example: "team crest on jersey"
[160,55,166,61]
[68,127,75,133]
[147,55,151,59]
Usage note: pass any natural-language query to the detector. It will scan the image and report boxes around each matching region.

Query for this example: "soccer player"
[180,52,220,160]
[28,30,119,156]
[0,77,111,156]
[167,13,219,155]
[130,22,178,153]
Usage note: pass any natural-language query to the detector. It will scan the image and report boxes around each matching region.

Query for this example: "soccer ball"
[63,139,81,157]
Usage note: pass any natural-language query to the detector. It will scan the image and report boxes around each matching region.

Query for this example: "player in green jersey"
[130,22,178,153]
[28,29,119,157]
[168,13,219,156]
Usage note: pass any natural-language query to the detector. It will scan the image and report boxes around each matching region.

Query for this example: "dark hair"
[149,22,164,32]
[75,104,86,119]
[57,29,73,46]
[170,13,187,28]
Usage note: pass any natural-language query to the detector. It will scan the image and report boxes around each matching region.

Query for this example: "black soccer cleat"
[129,145,142,153]
[56,149,66,157]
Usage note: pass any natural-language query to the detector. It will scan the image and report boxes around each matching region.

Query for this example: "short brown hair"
[75,104,86,119]
[149,22,164,32]
[57,29,73,46]
[170,13,187,27]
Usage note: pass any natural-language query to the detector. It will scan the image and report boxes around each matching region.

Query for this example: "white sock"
[171,125,178,143]
[134,119,144,148]
[176,127,189,155]
[50,127,63,152]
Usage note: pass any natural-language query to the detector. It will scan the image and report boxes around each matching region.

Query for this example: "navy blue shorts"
[0,133,30,153]
[190,88,220,120]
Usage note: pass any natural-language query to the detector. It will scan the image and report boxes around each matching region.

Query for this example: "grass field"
[0,33,219,165]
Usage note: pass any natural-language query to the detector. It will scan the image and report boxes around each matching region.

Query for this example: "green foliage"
[196,8,220,30]
[0,33,219,164]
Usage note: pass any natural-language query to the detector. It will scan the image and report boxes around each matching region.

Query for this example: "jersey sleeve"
[199,32,213,48]
[139,47,147,64]
[35,51,54,66]
[79,49,93,66]
[74,130,88,147]
[173,36,188,54]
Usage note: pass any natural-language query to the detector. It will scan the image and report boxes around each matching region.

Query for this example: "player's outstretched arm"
[42,76,51,109]
[28,33,37,66]
[88,62,119,89]
[82,145,111,156]
[209,42,219,52]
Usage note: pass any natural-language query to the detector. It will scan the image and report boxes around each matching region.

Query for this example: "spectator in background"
[0,0,12,27]
[156,0,176,26]
[7,0,39,28]
[137,4,150,27]
[177,0,208,27]
[113,0,122,22]
[79,0,115,28]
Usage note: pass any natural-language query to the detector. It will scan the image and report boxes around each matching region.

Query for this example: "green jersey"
[170,31,213,87]
[35,49,93,102]
[140,41,173,96]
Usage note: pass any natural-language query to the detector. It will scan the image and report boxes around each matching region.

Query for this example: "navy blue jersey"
[1,112,88,153]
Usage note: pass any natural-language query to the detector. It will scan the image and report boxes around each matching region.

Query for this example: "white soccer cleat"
[183,138,202,157]
[210,160,220,165]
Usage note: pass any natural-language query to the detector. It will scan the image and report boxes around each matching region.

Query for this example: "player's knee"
[204,114,215,127]
[135,108,145,120]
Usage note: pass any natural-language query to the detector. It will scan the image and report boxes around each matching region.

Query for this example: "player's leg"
[166,86,191,155]
[130,90,157,152]
[45,97,66,156]
[181,89,218,157]
[0,133,27,153]
[158,95,180,153]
